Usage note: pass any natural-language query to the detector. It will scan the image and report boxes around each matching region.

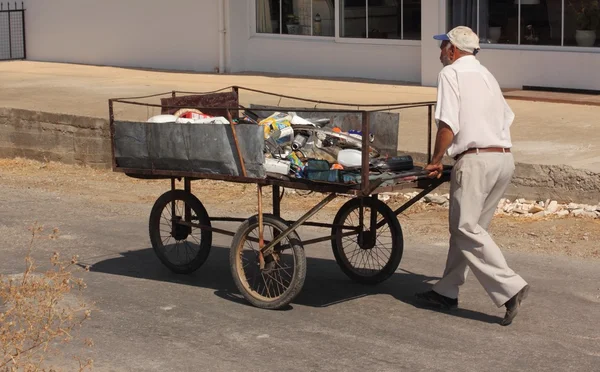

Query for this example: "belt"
[454,147,511,161]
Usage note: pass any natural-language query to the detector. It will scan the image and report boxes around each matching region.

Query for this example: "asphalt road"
[1,185,599,372]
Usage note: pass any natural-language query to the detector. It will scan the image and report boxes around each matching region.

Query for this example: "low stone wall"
[1,107,599,204]
[0,107,111,168]
[403,153,600,205]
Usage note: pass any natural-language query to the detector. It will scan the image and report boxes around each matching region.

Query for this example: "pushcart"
[108,86,451,310]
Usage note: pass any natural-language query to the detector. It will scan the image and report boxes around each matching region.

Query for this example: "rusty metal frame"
[109,86,450,250]
[108,86,440,198]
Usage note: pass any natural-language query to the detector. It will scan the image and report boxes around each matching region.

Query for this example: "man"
[416,26,529,326]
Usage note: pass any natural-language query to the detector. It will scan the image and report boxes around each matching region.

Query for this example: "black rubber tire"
[149,190,212,274]
[331,197,403,285]
[230,214,306,310]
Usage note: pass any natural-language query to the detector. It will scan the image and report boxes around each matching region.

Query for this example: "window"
[339,0,422,40]
[256,0,336,36]
[448,0,600,48]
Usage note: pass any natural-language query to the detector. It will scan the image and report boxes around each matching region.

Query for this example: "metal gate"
[0,2,26,61]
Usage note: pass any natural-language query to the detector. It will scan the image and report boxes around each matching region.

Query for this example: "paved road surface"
[1,184,598,372]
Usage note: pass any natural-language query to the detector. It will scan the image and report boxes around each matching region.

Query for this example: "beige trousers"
[432,152,528,307]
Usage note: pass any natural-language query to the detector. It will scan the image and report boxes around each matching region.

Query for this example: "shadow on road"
[89,246,502,324]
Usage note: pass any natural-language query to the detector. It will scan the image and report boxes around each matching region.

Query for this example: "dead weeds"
[0,223,93,371]
[1,157,598,260]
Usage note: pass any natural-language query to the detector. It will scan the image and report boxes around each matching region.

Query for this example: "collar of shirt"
[452,55,478,66]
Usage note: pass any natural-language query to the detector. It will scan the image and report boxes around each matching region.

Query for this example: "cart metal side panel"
[113,121,265,178]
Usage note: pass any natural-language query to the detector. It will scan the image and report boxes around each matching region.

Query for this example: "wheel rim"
[336,204,394,277]
[235,222,296,302]
[157,198,202,267]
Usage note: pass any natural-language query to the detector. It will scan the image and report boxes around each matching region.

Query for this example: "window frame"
[250,0,422,46]
[252,0,337,38]
[448,0,600,53]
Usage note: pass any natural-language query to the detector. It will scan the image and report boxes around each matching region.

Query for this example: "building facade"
[24,0,600,90]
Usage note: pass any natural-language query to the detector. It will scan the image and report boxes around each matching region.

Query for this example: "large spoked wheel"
[331,197,403,285]
[149,190,213,274]
[230,214,306,310]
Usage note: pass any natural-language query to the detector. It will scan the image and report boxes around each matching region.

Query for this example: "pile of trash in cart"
[146,107,418,185]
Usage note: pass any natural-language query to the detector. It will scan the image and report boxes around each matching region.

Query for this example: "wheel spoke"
[375,237,393,250]
[372,248,389,268]
[234,219,303,304]
[345,247,363,262]
[262,273,272,298]
[190,233,201,245]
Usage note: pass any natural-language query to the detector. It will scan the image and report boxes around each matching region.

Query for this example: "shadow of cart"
[88,245,502,324]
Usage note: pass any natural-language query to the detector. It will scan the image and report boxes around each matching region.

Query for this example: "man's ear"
[449,44,456,56]
[445,44,454,60]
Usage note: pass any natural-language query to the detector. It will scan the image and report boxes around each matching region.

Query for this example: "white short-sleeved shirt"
[434,55,514,158]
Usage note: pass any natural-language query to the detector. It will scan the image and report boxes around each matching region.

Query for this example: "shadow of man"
[87,245,502,324]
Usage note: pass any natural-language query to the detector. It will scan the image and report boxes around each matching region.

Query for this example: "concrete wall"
[1,107,598,203]
[422,45,600,90]
[420,0,445,87]
[404,151,600,205]
[0,108,111,168]
[228,1,421,83]
[243,37,421,82]
[22,0,600,89]
[420,0,600,89]
[476,49,600,90]
[25,0,220,72]
[227,0,250,74]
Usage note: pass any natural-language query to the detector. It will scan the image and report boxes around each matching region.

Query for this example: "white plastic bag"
[147,114,177,123]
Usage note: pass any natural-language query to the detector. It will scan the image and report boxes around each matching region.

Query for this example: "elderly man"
[416,26,529,326]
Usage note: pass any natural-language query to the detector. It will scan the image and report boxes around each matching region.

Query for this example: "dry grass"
[1,157,599,260]
[0,223,93,371]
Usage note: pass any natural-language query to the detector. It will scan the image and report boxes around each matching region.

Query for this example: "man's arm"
[425,122,454,178]
[428,68,459,178]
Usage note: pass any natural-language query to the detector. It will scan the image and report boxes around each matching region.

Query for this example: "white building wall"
[227,0,250,74]
[228,1,421,83]
[242,37,421,83]
[22,0,600,90]
[25,0,221,72]
[421,0,445,87]
[420,0,600,90]
[476,49,600,90]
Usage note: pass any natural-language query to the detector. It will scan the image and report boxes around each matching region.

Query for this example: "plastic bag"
[259,112,292,139]
[147,114,177,123]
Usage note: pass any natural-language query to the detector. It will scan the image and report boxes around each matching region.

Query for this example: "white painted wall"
[228,1,421,83]
[477,49,600,90]
[23,0,600,90]
[25,0,220,72]
[227,0,250,73]
[419,0,600,90]
[242,37,421,82]
[420,0,445,87]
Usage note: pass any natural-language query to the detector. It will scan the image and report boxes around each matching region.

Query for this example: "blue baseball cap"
[433,33,451,41]
[433,26,480,53]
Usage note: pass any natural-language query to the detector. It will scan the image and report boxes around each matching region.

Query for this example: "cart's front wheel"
[230,214,306,310]
[149,190,212,274]
[331,197,403,285]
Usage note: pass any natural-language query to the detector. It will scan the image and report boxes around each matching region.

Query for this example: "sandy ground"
[1,158,598,260]
[1,61,600,172]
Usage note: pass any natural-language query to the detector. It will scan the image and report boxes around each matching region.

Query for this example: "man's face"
[440,41,455,67]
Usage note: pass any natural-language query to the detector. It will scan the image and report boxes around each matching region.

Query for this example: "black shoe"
[501,285,530,326]
[415,290,458,310]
